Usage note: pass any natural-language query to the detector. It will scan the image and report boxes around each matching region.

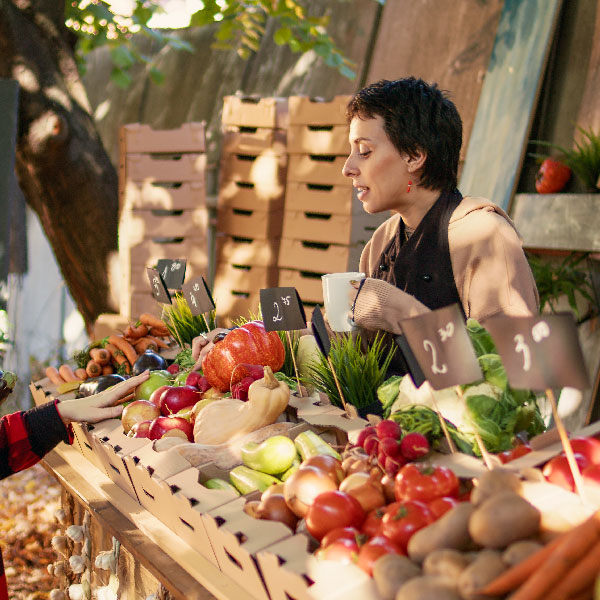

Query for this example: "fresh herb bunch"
[306,332,395,410]
[161,293,216,348]
[173,347,196,370]
[277,330,300,378]
[531,125,600,191]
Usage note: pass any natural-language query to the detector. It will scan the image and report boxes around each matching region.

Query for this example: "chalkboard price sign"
[181,276,215,316]
[483,313,589,391]
[310,305,331,357]
[156,259,187,290]
[260,287,306,332]
[399,304,482,390]
[146,267,171,304]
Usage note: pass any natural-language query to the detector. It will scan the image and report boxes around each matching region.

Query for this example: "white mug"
[321,272,365,332]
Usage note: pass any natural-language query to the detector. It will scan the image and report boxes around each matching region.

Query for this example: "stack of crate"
[119,123,209,319]
[213,96,288,325]
[278,96,390,311]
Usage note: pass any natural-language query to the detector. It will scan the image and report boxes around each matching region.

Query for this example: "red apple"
[159,385,202,416]
[131,420,152,438]
[122,400,161,434]
[148,416,193,441]
[148,385,170,407]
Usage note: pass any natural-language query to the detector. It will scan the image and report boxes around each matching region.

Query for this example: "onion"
[302,455,344,485]
[342,455,371,476]
[243,500,260,518]
[339,472,385,513]
[257,494,299,532]
[380,474,396,504]
[284,465,338,518]
[261,482,285,502]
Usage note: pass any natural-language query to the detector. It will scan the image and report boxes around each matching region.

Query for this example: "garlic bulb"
[54,508,67,525]
[66,525,85,543]
[94,550,116,573]
[51,535,69,557]
[50,590,66,600]
[68,585,84,600]
[95,587,117,600]
[69,554,86,574]
[54,560,67,577]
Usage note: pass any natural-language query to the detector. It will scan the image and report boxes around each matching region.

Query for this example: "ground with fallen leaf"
[0,464,61,599]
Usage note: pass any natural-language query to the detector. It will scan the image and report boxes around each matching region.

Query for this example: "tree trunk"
[0,0,118,329]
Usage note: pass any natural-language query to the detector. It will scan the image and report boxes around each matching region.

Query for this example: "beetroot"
[167,363,180,374]
[400,432,430,460]
[231,376,254,401]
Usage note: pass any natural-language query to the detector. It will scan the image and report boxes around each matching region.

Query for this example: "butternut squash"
[193,366,289,444]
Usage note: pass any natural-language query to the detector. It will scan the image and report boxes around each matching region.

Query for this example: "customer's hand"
[56,371,150,425]
[191,328,230,371]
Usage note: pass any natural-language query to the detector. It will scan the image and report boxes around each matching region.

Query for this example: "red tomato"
[361,507,386,538]
[535,158,571,194]
[357,536,402,576]
[497,444,533,464]
[542,453,590,492]
[582,464,600,489]
[394,463,459,503]
[315,538,359,564]
[321,527,361,548]
[380,500,434,552]
[427,496,460,519]
[306,491,365,541]
[568,437,600,465]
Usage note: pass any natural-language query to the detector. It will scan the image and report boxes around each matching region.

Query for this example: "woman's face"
[342,115,412,214]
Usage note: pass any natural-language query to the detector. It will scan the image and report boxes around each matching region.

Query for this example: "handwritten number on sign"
[423,339,448,374]
[152,276,161,295]
[514,334,532,372]
[273,302,283,323]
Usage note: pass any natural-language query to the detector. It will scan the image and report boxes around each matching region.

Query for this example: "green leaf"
[110,68,132,89]
[273,26,292,45]
[110,45,135,69]
[149,66,165,85]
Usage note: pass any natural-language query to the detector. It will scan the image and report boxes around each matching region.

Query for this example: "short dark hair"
[346,78,462,192]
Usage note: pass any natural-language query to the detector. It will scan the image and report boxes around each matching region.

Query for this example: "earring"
[406,180,412,193]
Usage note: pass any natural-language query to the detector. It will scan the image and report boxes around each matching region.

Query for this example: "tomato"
[356,536,402,576]
[361,507,386,538]
[582,464,600,489]
[380,500,434,552]
[568,437,600,465]
[305,490,365,541]
[497,444,533,464]
[321,526,361,548]
[315,538,359,564]
[535,158,571,194]
[427,496,460,520]
[394,463,459,503]
[542,453,590,492]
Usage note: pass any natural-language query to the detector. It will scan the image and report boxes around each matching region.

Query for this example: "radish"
[400,432,430,460]
[375,419,402,440]
[356,426,376,449]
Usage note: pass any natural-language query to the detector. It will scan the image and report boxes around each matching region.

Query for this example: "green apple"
[134,371,172,400]
[174,370,190,386]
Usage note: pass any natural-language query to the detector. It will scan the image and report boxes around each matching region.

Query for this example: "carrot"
[112,391,135,406]
[510,513,600,600]
[85,360,102,378]
[148,326,170,337]
[58,364,80,382]
[101,364,114,375]
[124,323,148,339]
[146,335,169,349]
[89,348,110,365]
[107,335,138,368]
[45,367,64,385]
[105,343,131,375]
[567,585,595,600]
[134,338,158,354]
[74,368,88,381]
[544,538,600,600]
[138,313,167,330]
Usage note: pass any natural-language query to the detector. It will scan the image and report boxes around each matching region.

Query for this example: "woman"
[344,77,538,335]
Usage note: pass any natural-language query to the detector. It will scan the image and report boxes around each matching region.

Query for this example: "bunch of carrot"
[480,509,600,600]
[44,313,171,386]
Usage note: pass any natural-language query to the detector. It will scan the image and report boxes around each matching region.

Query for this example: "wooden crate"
[216,206,284,239]
[287,154,350,187]
[125,153,207,182]
[222,96,288,129]
[216,235,281,268]
[120,122,206,154]
[121,180,206,211]
[222,126,286,155]
[288,96,351,126]
[218,179,284,210]
[278,238,362,273]
[287,124,349,155]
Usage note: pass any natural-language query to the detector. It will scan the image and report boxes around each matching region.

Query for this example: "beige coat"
[354,197,540,335]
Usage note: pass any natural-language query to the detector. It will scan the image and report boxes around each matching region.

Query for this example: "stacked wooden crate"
[213,96,288,325]
[278,96,389,310]
[119,123,209,319]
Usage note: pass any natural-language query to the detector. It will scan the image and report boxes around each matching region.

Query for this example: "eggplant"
[132,350,167,376]
[0,370,16,404]
[76,374,126,398]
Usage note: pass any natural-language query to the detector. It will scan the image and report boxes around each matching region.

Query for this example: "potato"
[457,549,506,600]
[423,549,472,585]
[396,575,461,600]
[470,468,522,506]
[372,554,421,600]
[501,540,544,566]
[408,502,475,563]
[469,492,540,549]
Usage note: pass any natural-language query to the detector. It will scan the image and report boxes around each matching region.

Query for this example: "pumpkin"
[202,320,285,392]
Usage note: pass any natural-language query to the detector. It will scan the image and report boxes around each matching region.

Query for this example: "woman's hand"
[56,371,150,425]
[191,328,230,371]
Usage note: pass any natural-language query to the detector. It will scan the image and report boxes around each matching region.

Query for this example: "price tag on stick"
[182,276,216,316]
[399,304,483,390]
[146,268,171,304]
[156,259,187,290]
[260,287,306,332]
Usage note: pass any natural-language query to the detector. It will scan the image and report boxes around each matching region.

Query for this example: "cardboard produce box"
[219,151,287,192]
[216,206,284,239]
[218,179,285,210]
[121,180,206,211]
[287,154,350,187]
[71,420,124,475]
[127,259,208,296]
[222,96,288,129]
[287,124,349,155]
[214,262,279,291]
[125,153,207,182]
[216,235,281,267]
[125,236,208,270]
[278,238,362,274]
[222,126,286,155]
[282,210,382,246]
[211,284,261,327]
[120,122,206,154]
[285,182,359,215]
[126,291,166,321]
[92,313,131,340]
[288,96,351,126]
[278,268,324,304]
